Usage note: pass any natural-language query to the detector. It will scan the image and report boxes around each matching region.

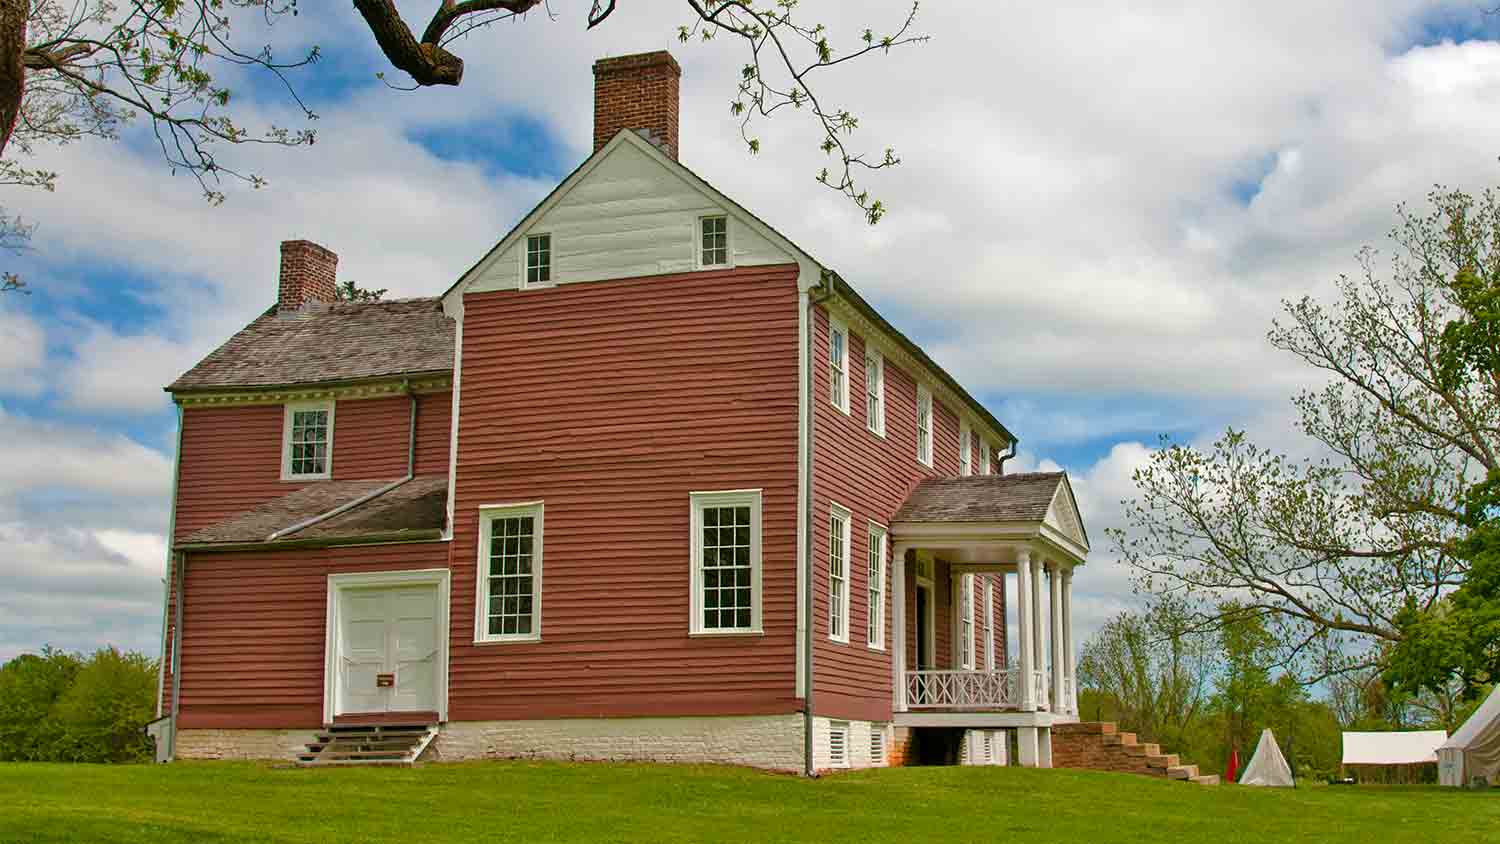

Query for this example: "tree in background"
[0,646,156,763]
[335,279,388,303]
[1117,186,1500,691]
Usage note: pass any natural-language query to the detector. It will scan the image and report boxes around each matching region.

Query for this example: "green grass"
[1,761,1495,843]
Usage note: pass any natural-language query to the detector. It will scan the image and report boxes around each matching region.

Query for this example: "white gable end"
[465,136,794,294]
[1042,481,1089,552]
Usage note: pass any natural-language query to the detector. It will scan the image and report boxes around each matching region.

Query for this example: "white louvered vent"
[984,731,996,764]
[829,722,850,768]
[870,726,886,765]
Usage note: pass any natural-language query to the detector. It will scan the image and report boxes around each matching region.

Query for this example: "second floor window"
[916,386,933,467]
[282,401,333,480]
[525,233,551,286]
[959,423,972,476]
[865,347,884,435]
[958,573,975,670]
[700,215,728,266]
[829,319,849,414]
[983,579,996,670]
[829,504,851,643]
[979,439,992,476]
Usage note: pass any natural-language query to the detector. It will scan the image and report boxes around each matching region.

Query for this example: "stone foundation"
[176,728,319,760]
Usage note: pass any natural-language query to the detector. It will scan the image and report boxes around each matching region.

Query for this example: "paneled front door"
[335,584,440,716]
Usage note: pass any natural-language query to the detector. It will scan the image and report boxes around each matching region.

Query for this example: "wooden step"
[1167,764,1198,780]
[316,730,430,741]
[1191,775,1221,786]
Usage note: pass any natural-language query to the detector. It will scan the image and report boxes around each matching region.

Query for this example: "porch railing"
[1033,670,1048,710]
[1061,676,1076,714]
[905,670,1018,710]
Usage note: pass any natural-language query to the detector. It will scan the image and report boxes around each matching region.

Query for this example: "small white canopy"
[1439,686,1500,787]
[1240,728,1294,787]
[1341,730,1447,766]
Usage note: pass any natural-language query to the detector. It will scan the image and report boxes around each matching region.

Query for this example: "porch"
[887,473,1089,765]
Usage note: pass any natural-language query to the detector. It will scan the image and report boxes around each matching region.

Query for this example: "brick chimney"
[593,51,681,159]
[277,239,338,311]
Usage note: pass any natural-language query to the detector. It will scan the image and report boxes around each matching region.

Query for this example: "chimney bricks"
[278,239,338,312]
[593,51,682,159]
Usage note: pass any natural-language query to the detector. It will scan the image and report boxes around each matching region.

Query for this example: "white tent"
[1240,728,1294,787]
[1439,685,1500,787]
[1341,730,1447,783]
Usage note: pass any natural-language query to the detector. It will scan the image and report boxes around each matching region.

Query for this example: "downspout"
[997,436,1019,475]
[804,275,834,777]
[266,385,419,541]
[168,550,184,760]
[155,403,184,719]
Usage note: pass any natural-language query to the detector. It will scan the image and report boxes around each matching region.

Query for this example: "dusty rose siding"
[447,265,803,721]
[810,308,962,722]
[172,390,453,540]
[165,542,448,727]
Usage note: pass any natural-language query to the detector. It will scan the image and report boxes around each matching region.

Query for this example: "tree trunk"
[0,0,25,159]
[352,0,466,86]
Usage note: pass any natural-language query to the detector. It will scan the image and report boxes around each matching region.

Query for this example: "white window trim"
[959,421,972,477]
[983,579,996,670]
[829,317,851,415]
[281,400,335,481]
[323,567,451,724]
[473,501,545,644]
[696,214,734,270]
[979,439,992,476]
[689,488,764,636]
[828,503,852,644]
[864,346,885,436]
[955,573,975,670]
[520,232,554,289]
[915,385,934,468]
[866,521,888,651]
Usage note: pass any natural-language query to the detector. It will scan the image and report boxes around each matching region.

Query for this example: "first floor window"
[867,523,887,648]
[477,502,544,642]
[958,573,974,669]
[525,233,552,286]
[916,386,933,466]
[691,489,762,634]
[700,215,728,266]
[282,400,334,480]
[829,504,851,643]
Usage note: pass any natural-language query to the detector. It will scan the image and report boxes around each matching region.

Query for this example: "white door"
[336,585,440,716]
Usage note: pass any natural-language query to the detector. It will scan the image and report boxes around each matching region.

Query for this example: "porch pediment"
[890,472,1089,563]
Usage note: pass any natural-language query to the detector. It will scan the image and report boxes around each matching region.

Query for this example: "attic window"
[700,216,728,266]
[282,400,334,481]
[525,234,552,287]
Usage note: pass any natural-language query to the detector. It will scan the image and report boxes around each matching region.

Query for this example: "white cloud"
[0,307,45,397]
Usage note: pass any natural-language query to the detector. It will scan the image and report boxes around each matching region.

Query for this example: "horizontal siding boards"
[172,390,453,541]
[811,308,964,723]
[168,542,449,728]
[449,264,802,721]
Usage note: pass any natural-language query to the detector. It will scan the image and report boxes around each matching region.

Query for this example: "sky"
[4,1,1500,663]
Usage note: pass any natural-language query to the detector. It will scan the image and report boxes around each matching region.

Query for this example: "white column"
[1014,550,1035,711]
[1016,726,1040,768]
[1029,554,1045,709]
[1038,727,1054,768]
[1062,566,1076,713]
[1050,562,1066,713]
[891,545,908,712]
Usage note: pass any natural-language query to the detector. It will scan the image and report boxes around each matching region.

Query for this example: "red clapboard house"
[153,50,1090,773]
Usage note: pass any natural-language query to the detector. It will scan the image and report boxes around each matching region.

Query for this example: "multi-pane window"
[829,319,849,413]
[916,386,933,466]
[477,503,543,642]
[282,401,333,480]
[959,422,972,476]
[865,347,885,435]
[700,215,728,266]
[690,490,762,634]
[958,573,975,670]
[983,579,996,670]
[979,439,992,476]
[867,523,887,648]
[829,504,851,643]
[525,233,551,286]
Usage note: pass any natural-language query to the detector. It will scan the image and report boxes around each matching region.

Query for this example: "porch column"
[1062,566,1076,713]
[1014,549,1036,712]
[891,544,909,712]
[1017,726,1041,768]
[1029,553,1045,709]
[1049,561,1066,714]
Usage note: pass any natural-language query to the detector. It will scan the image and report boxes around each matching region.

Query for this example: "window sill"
[282,473,331,482]
[830,402,851,417]
[829,636,851,646]
[866,426,886,439]
[473,635,541,646]
[689,628,764,639]
[867,644,887,653]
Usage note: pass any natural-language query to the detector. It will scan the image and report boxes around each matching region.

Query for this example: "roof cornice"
[172,373,452,407]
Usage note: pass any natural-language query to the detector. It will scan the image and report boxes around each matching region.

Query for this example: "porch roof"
[177,474,448,550]
[891,472,1089,562]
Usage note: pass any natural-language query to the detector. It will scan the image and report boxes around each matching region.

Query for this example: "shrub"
[0,646,157,763]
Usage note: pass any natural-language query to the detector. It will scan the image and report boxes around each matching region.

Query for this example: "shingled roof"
[168,298,454,392]
[180,474,448,547]
[893,472,1069,524]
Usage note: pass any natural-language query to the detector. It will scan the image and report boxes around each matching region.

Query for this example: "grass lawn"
[1,761,1495,843]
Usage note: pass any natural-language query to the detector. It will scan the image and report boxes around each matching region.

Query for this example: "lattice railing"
[904,670,1019,710]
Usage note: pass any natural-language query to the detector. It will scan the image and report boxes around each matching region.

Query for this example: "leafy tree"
[50,647,156,763]
[0,646,79,760]
[1116,186,1500,686]
[1214,605,1278,756]
[335,279,387,303]
[1077,597,1212,750]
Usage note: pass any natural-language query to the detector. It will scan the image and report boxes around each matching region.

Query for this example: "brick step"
[1145,754,1179,769]
[1123,743,1160,757]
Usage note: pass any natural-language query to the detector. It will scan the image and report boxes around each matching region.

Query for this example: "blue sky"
[5,1,1500,660]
